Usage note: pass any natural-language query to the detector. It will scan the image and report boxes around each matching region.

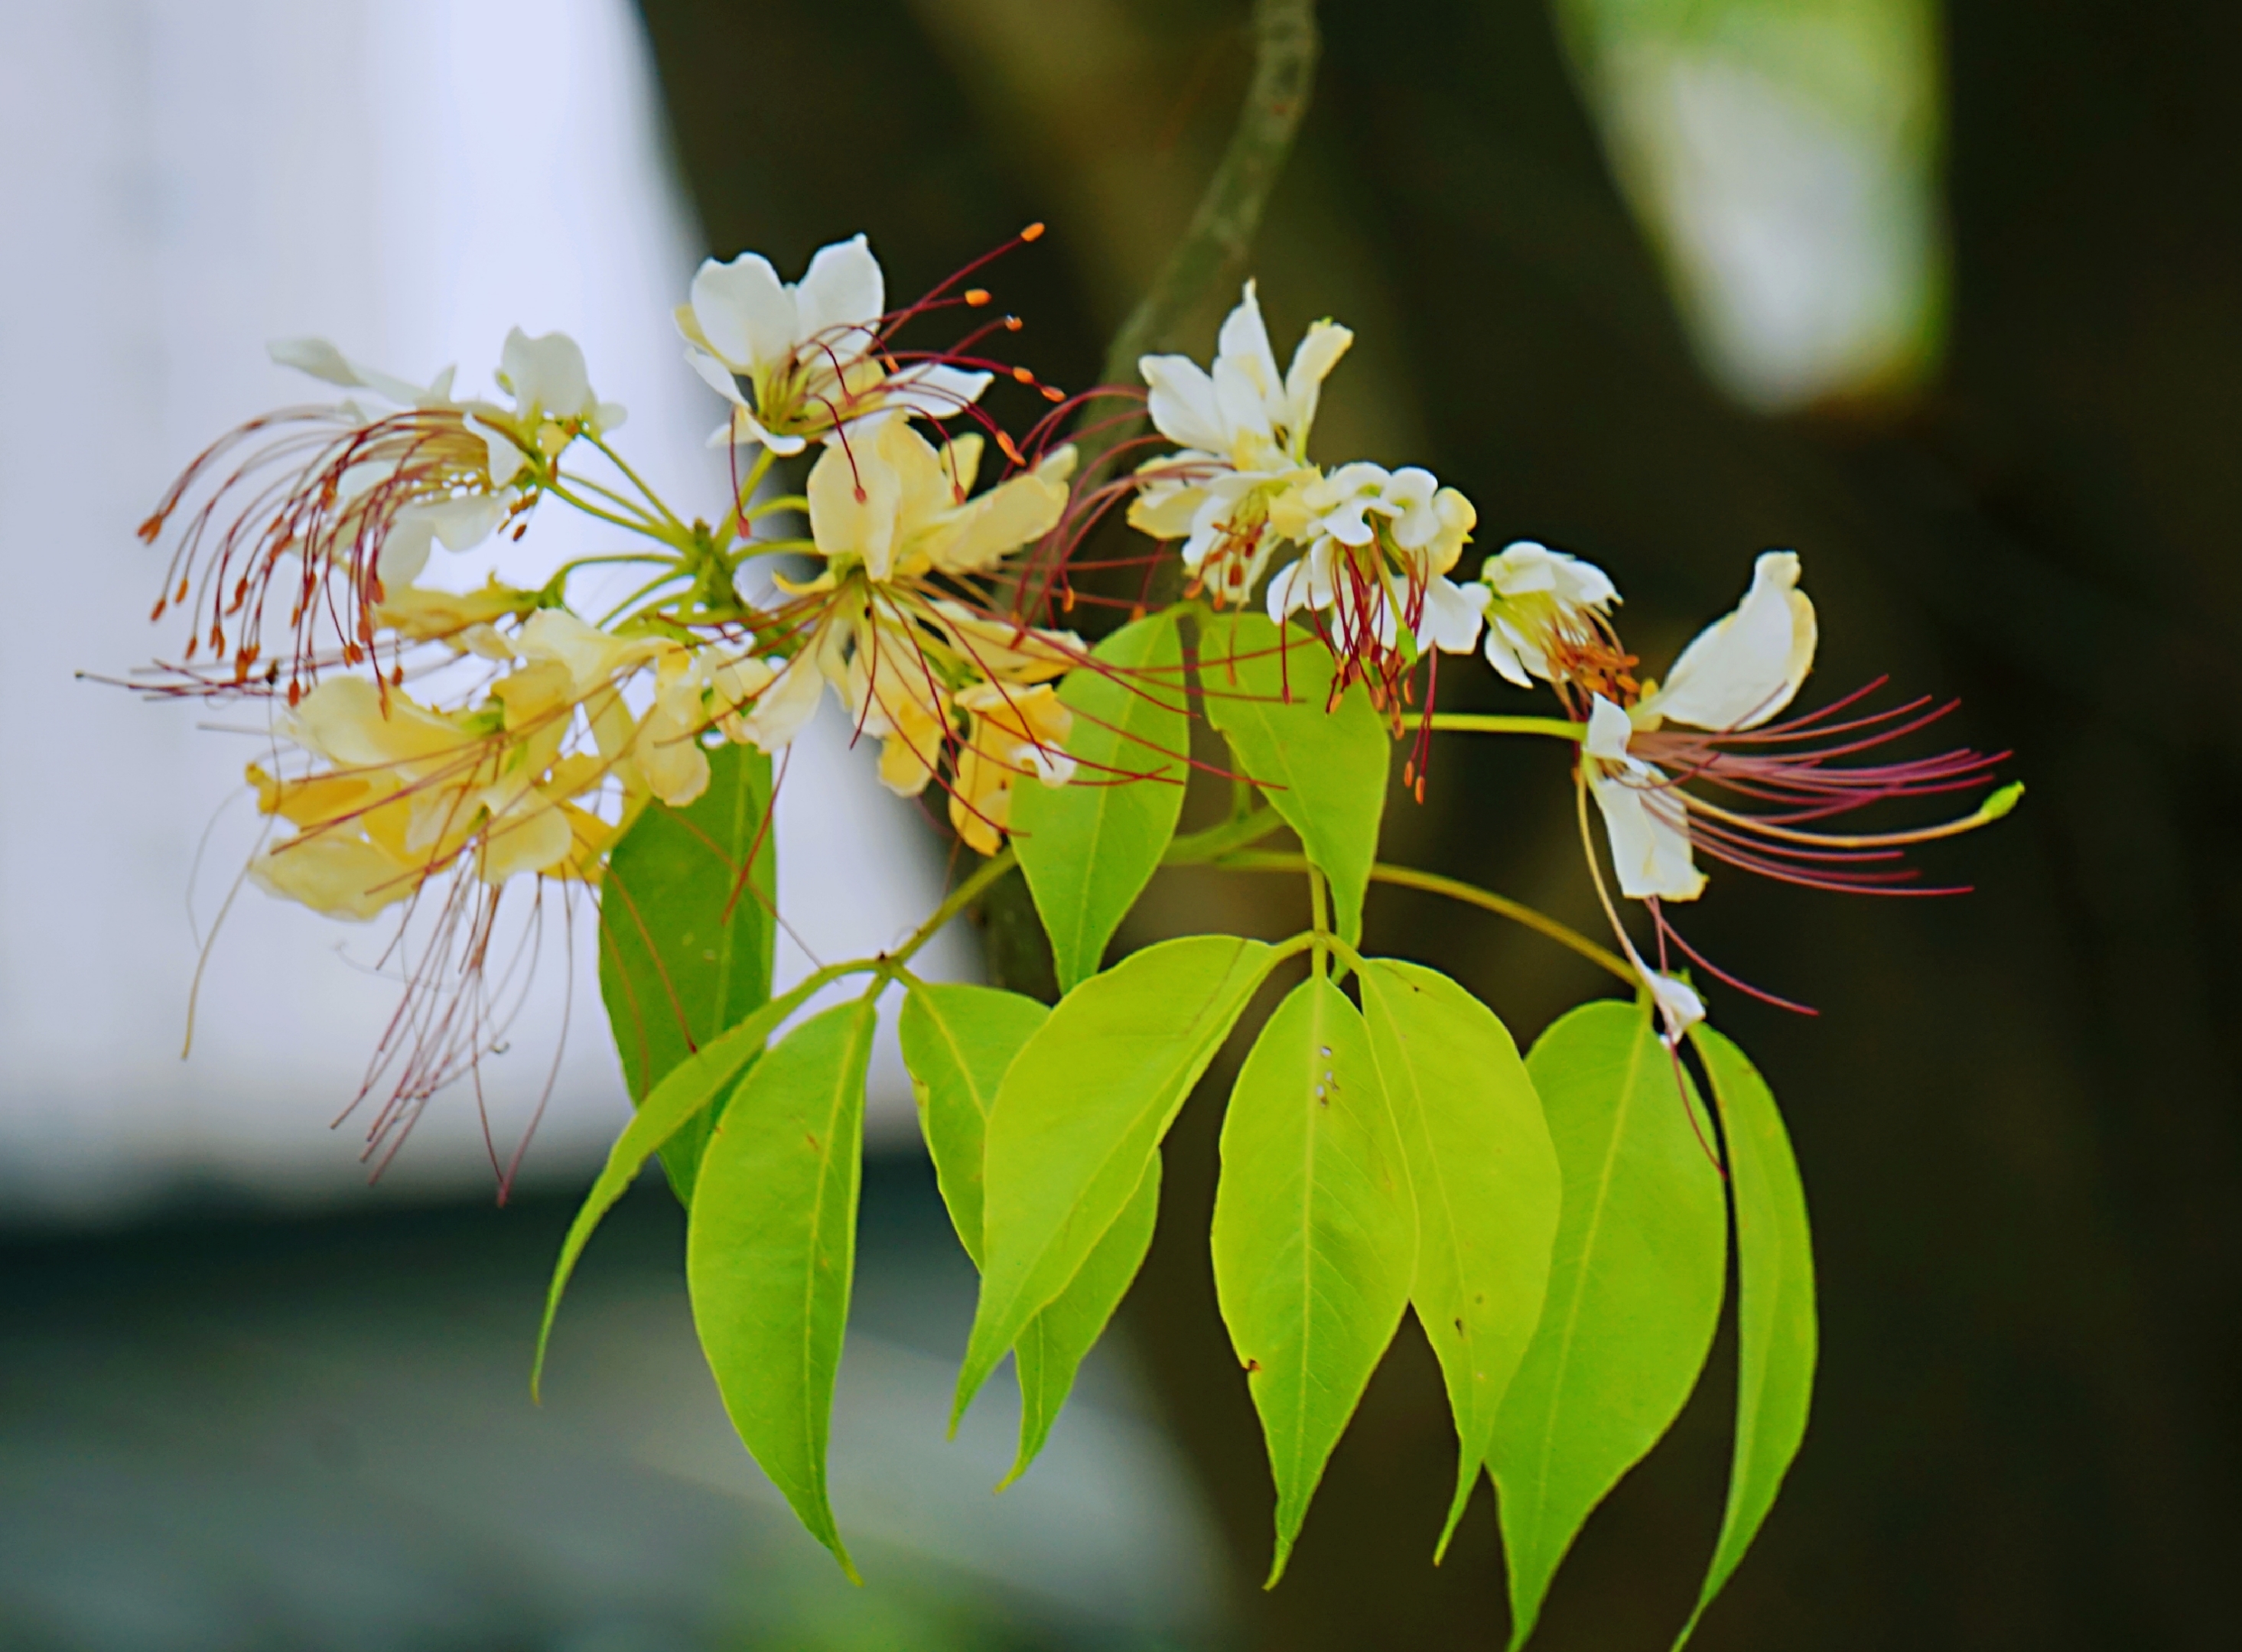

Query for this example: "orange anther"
[1040,385,1064,403]
[996,432,1025,465]
[1012,366,1036,385]
[965,288,991,306]
[1020,222,1046,242]
[1004,315,1023,332]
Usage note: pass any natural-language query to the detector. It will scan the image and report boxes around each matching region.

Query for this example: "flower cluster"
[127,226,2014,1150]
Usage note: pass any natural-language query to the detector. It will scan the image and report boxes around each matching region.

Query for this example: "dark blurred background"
[639,0,2242,1644]
[7,0,2239,1647]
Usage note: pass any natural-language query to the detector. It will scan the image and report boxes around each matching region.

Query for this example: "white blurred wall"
[0,0,962,1221]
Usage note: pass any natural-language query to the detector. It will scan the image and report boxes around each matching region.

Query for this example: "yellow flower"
[950,680,1075,856]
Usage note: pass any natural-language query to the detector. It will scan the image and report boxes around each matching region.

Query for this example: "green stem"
[1207,850,1635,984]
[1427,713,1586,741]
[893,850,1019,968]
[1163,806,1286,865]
[585,434,688,533]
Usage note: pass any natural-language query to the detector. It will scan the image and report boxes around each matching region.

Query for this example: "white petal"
[881,363,993,421]
[1482,623,1534,688]
[1215,281,1284,411]
[743,656,826,753]
[691,252,796,370]
[794,234,885,352]
[1266,554,1316,623]
[1419,577,1485,653]
[1138,354,1231,454]
[1583,694,1635,759]
[1281,320,1352,441]
[421,495,503,552]
[1651,551,1817,732]
[500,327,592,420]
[1590,763,1705,901]
[468,414,527,488]
[377,516,433,587]
[268,337,366,389]
[1381,467,1442,548]
[1210,355,1275,445]
[685,345,748,405]
[1642,968,1706,1048]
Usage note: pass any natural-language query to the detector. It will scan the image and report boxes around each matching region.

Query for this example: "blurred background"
[3,0,2238,1647]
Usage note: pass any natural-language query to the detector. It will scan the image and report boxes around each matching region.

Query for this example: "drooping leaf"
[1004,1153,1163,1490]
[1199,611,1388,946]
[1672,1026,1817,1649]
[1490,1000,1727,1649]
[1212,975,1417,1585]
[686,994,878,1581]
[954,933,1280,1428]
[897,980,1165,1489]
[534,967,841,1397]
[896,981,1050,1265]
[597,742,777,1200]
[1012,610,1191,992]
[1358,959,1564,1560]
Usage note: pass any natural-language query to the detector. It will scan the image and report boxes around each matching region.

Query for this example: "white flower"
[1636,550,1817,733]
[1129,281,1350,605]
[1476,541,1621,688]
[678,233,991,454]
[1642,966,1706,1049]
[268,337,457,408]
[475,327,625,486]
[1265,462,1483,656]
[1580,551,1820,903]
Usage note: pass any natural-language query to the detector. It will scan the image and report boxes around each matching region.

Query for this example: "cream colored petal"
[742,656,827,753]
[1642,967,1706,1047]
[249,833,415,921]
[807,429,904,578]
[1280,320,1352,442]
[1650,551,1816,732]
[500,327,593,421]
[478,796,576,883]
[938,470,1068,574]
[1583,694,1636,760]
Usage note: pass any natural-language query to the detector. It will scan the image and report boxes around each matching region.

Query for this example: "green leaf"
[1491,1000,1727,1649]
[1012,610,1191,992]
[1358,959,1564,1561]
[898,980,1164,1490]
[1004,1152,1162,1490]
[896,982,1050,1265]
[533,968,842,1399]
[954,933,1280,1429]
[1199,611,1389,947]
[686,994,879,1582]
[598,742,777,1201]
[1212,975,1417,1585]
[1672,1026,1817,1649]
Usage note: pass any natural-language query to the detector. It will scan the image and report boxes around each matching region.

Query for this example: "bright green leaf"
[1491,1000,1727,1649]
[1673,1026,1817,1649]
[1212,975,1417,1586]
[533,967,842,1398]
[686,995,879,1582]
[954,933,1280,1429]
[1199,611,1388,947]
[1358,959,1564,1561]
[1012,610,1191,992]
[896,982,1050,1265]
[598,742,777,1200]
[1005,1153,1162,1491]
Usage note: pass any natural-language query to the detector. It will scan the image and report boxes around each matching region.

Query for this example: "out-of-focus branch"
[1099,0,1321,394]
[981,0,1320,1000]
